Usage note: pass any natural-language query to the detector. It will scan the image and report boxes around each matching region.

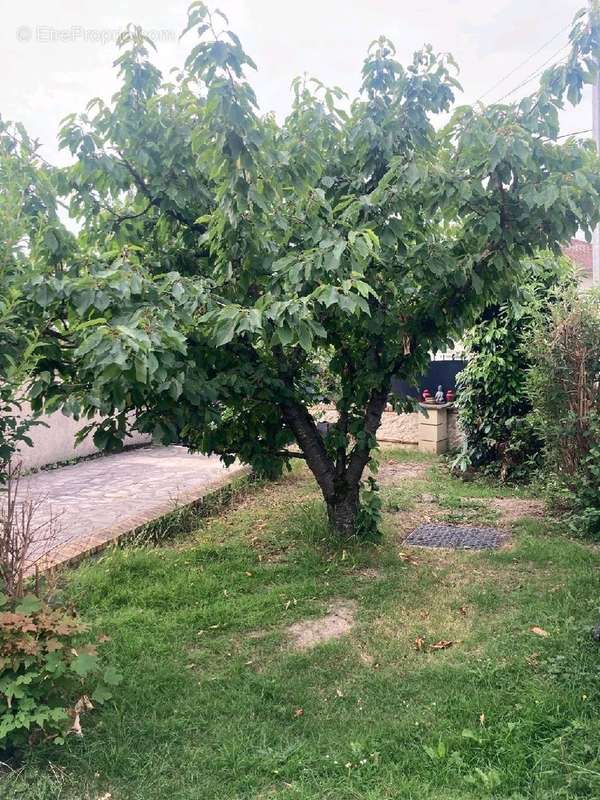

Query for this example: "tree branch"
[116,152,207,233]
[280,399,335,500]
[346,384,390,486]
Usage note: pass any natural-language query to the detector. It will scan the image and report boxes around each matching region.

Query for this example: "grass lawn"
[6,450,600,799]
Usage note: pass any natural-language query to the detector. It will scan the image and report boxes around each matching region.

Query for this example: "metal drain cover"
[405,523,507,550]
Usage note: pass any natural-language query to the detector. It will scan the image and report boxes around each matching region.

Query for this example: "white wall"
[12,402,151,471]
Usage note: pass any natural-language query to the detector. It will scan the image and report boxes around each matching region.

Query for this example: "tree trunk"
[326,486,360,538]
[280,382,390,539]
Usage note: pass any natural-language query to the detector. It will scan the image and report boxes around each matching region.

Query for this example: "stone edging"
[32,466,252,574]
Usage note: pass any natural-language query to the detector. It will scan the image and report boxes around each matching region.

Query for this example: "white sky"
[0,0,594,166]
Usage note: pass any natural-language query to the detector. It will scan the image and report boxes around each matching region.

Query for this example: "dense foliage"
[455,255,576,480]
[0,121,76,476]
[528,291,600,537]
[0,592,121,751]
[4,4,600,535]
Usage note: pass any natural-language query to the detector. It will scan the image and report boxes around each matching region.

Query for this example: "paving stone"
[17,445,247,571]
[405,522,508,550]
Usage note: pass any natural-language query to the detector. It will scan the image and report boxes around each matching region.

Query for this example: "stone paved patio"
[19,446,247,571]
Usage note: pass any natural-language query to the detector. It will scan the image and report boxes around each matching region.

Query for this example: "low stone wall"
[11,401,151,472]
[13,401,463,473]
[312,403,463,450]
[378,409,419,444]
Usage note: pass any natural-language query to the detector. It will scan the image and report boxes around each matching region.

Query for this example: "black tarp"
[391,359,466,399]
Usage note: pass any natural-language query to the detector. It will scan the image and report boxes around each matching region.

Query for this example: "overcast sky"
[0,0,594,166]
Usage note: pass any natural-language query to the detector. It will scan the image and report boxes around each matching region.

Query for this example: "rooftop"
[562,238,594,288]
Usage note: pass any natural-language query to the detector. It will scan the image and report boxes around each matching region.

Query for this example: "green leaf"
[15,595,42,614]
[482,211,500,233]
[43,229,59,254]
[275,325,294,346]
[91,684,113,704]
[71,652,99,678]
[213,316,238,346]
[135,357,148,384]
[102,666,123,686]
[297,323,313,352]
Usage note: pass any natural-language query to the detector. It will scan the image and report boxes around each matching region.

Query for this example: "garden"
[2,2,600,798]
[4,452,600,799]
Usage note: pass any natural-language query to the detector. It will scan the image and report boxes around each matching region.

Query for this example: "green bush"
[0,592,121,752]
[454,254,575,480]
[527,290,600,537]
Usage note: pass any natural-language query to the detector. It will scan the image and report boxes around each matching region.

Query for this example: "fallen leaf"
[526,652,540,667]
[74,695,94,713]
[479,713,486,727]
[530,626,550,638]
[335,688,344,698]
[430,640,453,651]
[70,712,83,737]
[414,636,426,651]
[459,606,467,616]
[70,695,94,737]
[293,708,304,718]
[399,552,419,565]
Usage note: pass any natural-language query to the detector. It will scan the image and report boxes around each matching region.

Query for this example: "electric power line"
[476,20,572,103]
[494,41,572,104]
[556,128,593,138]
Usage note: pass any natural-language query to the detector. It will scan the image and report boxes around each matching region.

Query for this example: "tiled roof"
[562,238,593,287]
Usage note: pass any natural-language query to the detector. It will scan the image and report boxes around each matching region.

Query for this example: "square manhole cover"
[405,523,508,550]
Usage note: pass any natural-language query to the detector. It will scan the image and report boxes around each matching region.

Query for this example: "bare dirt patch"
[490,497,545,526]
[287,600,357,650]
[389,506,439,542]
[353,567,382,581]
[376,460,429,485]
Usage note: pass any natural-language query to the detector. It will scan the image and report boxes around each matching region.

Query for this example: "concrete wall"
[312,403,464,449]
[11,402,151,472]
[378,409,419,444]
[13,401,464,472]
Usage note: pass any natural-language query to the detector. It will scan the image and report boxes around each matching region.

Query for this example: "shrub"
[0,467,121,752]
[454,254,575,480]
[0,593,121,750]
[527,290,600,536]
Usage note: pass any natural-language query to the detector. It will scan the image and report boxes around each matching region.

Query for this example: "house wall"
[11,402,151,472]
